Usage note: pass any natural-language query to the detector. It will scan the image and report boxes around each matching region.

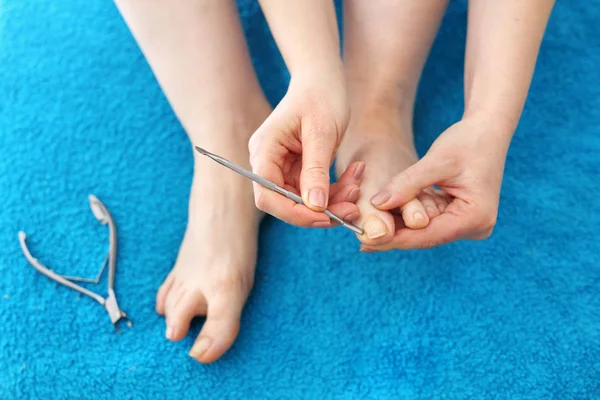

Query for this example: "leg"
[337,0,450,244]
[115,0,271,363]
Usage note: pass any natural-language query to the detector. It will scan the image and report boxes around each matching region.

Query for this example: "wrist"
[289,55,344,82]
[462,109,517,142]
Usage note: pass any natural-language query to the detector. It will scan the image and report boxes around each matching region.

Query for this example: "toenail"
[189,337,212,360]
[353,162,366,180]
[437,203,446,212]
[348,188,360,202]
[426,207,437,216]
[370,191,391,206]
[311,221,331,228]
[413,212,425,220]
[345,211,361,221]
[363,217,388,240]
[308,188,326,209]
[166,326,175,340]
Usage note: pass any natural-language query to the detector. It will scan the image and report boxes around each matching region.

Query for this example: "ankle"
[185,95,271,153]
[347,76,416,119]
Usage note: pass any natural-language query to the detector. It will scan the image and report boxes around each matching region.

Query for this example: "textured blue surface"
[1,1,599,399]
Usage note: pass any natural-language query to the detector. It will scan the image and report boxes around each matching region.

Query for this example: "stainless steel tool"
[18,195,131,331]
[195,146,364,235]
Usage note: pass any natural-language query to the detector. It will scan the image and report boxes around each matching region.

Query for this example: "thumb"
[370,155,446,210]
[300,130,336,212]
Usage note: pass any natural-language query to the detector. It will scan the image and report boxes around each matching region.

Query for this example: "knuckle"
[477,228,494,240]
[418,239,441,250]
[248,133,260,155]
[303,165,330,181]
[254,191,267,212]
[475,210,497,233]
[395,169,415,190]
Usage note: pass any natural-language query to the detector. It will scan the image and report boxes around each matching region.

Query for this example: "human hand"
[361,116,513,251]
[249,71,360,227]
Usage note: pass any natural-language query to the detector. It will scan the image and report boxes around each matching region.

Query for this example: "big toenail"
[308,189,326,209]
[370,191,391,206]
[414,212,425,220]
[189,337,212,359]
[363,217,388,240]
[166,326,175,340]
[354,162,366,180]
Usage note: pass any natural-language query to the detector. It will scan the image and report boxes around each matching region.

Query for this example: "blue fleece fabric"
[1,1,599,399]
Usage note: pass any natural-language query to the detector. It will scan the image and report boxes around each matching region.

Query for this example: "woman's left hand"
[361,115,513,251]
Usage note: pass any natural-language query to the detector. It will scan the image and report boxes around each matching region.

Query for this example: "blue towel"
[1,1,598,398]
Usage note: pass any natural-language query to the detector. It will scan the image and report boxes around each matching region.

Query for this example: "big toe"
[357,204,396,246]
[189,292,246,364]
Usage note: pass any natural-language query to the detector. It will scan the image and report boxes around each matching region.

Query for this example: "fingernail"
[189,337,212,359]
[348,188,360,203]
[370,191,391,206]
[345,211,361,221]
[165,326,175,340]
[311,221,331,228]
[413,211,425,220]
[363,216,388,240]
[308,188,326,208]
[354,162,366,180]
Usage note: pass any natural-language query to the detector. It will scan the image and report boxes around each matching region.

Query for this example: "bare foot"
[155,110,267,364]
[336,113,450,246]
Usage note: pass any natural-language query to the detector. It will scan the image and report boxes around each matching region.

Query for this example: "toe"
[429,189,450,213]
[417,193,440,219]
[156,274,175,315]
[357,208,396,245]
[165,287,207,342]
[189,291,246,364]
[400,198,430,229]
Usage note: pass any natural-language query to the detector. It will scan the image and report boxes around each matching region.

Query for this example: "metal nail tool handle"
[195,146,364,235]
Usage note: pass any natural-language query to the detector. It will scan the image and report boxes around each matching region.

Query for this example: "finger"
[326,202,361,225]
[189,291,246,364]
[254,184,331,227]
[417,192,440,219]
[329,183,360,205]
[360,209,469,251]
[300,124,338,212]
[370,155,450,211]
[333,161,366,189]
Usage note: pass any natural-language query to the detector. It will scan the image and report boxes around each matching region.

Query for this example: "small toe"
[417,193,440,219]
[156,274,175,315]
[431,191,450,213]
[400,198,430,229]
